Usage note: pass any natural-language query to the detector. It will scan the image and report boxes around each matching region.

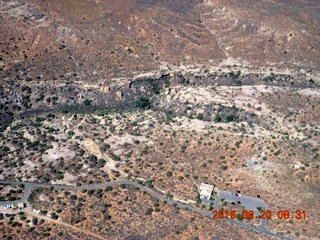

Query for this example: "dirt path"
[0,179,293,240]
[25,208,107,240]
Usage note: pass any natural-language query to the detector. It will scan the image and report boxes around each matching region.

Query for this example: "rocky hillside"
[1,0,319,125]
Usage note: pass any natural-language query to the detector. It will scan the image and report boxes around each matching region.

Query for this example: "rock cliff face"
[1,0,319,118]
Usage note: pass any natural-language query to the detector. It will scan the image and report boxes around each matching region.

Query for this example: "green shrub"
[83,99,91,106]
[221,165,228,170]
[214,115,222,123]
[100,144,111,152]
[145,208,153,215]
[135,97,151,109]
[51,213,59,220]
[196,113,204,120]
[226,114,234,122]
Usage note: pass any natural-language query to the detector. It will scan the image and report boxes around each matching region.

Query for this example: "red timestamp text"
[212,209,307,220]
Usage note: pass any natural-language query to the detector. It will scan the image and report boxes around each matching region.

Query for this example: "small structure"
[199,183,214,200]
[18,203,26,209]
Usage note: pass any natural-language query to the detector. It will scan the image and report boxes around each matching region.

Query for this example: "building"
[199,183,214,200]
[18,203,26,209]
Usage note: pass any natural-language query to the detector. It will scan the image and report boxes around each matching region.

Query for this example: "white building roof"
[18,203,25,208]
[199,183,214,199]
